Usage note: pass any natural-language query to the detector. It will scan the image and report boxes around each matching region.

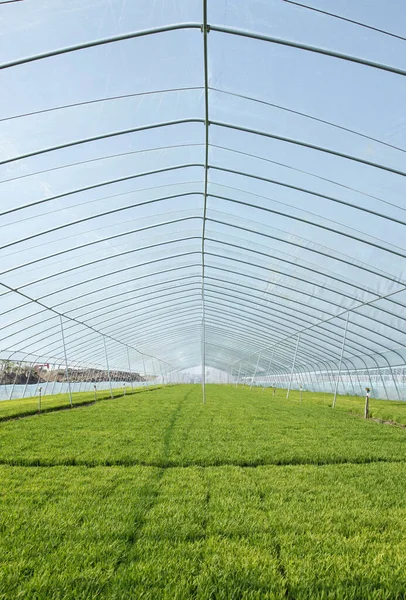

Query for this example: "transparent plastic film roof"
[1,0,406,399]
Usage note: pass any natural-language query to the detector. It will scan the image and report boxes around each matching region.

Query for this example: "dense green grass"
[2,383,405,426]
[281,386,406,426]
[1,385,405,599]
[0,385,404,467]
[0,385,162,420]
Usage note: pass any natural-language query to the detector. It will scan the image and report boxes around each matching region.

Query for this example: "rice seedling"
[0,385,405,598]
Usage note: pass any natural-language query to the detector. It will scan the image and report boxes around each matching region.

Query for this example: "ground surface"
[1,385,405,599]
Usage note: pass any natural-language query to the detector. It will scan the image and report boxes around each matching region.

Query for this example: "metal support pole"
[377,365,389,400]
[332,313,350,408]
[42,362,53,398]
[200,0,209,406]
[202,327,206,403]
[33,365,42,399]
[151,358,156,384]
[388,365,401,400]
[142,353,146,387]
[345,365,358,397]
[94,384,97,402]
[60,316,73,407]
[127,347,134,392]
[352,365,366,396]
[38,386,42,414]
[77,363,85,393]
[262,350,275,392]
[8,360,22,400]
[286,334,301,399]
[50,364,59,396]
[250,353,261,391]
[22,361,35,399]
[363,362,373,402]
[102,336,113,399]
[235,361,242,387]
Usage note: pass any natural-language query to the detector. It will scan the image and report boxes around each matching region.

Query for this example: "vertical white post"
[42,362,53,398]
[127,347,134,392]
[235,361,242,387]
[388,365,401,400]
[60,316,73,407]
[77,365,84,393]
[103,336,113,399]
[202,320,206,403]
[286,334,301,399]
[142,353,147,387]
[364,389,370,418]
[250,353,261,391]
[262,349,275,392]
[376,364,389,400]
[33,366,42,399]
[151,358,156,385]
[22,361,35,398]
[9,360,22,400]
[333,313,349,408]
[38,386,42,413]
[51,363,61,396]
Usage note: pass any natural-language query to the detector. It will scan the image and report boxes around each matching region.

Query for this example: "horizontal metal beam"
[0,119,204,169]
[1,86,203,124]
[210,24,406,77]
[1,216,202,277]
[0,23,202,70]
[210,193,406,260]
[16,236,202,291]
[0,191,203,253]
[212,165,406,228]
[3,20,404,78]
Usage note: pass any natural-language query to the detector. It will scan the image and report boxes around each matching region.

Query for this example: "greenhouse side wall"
[255,367,406,401]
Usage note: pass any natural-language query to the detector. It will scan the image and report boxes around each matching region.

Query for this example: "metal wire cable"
[210,144,406,215]
[0,144,204,186]
[211,87,406,154]
[282,0,406,43]
[0,87,203,123]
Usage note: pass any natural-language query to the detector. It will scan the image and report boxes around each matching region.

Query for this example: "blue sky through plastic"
[0,0,405,378]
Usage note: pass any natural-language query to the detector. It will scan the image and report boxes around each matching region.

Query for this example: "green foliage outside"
[0,385,405,599]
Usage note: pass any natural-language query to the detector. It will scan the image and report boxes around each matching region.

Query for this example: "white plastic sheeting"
[1,1,406,399]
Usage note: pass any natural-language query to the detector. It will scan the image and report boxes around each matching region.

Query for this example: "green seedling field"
[282,387,406,426]
[0,385,162,421]
[1,384,405,599]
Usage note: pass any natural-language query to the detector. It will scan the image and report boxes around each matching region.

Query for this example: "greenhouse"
[1,1,406,598]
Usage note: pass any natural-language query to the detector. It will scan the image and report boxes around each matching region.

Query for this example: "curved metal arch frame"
[2,240,399,364]
[1,11,406,393]
[0,283,203,351]
[204,306,349,366]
